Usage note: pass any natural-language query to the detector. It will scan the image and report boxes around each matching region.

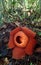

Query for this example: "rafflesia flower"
[8,27,37,59]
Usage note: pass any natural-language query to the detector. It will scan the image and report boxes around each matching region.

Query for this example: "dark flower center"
[16,36,22,44]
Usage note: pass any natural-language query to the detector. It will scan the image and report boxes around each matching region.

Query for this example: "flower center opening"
[16,36,21,44]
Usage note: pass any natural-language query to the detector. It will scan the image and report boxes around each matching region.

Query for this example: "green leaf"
[37,32,41,36]
[30,62,33,65]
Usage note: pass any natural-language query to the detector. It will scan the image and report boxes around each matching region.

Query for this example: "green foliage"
[37,32,41,36]
[0,0,41,25]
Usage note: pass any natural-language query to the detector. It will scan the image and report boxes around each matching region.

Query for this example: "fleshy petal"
[8,27,21,49]
[10,27,21,35]
[25,38,37,55]
[8,34,15,49]
[22,27,36,38]
[12,47,25,59]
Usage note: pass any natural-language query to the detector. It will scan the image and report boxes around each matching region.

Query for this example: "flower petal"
[12,47,25,59]
[22,27,36,38]
[8,27,21,49]
[8,34,15,49]
[10,27,21,35]
[25,38,37,55]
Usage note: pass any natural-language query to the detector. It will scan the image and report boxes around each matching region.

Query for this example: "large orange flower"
[8,27,37,59]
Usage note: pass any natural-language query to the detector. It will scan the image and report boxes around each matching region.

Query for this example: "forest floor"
[0,17,41,65]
